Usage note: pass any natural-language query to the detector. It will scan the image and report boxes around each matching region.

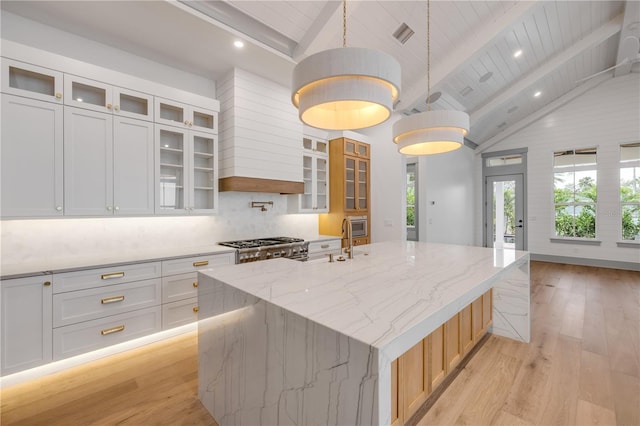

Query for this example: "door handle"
[516,225,524,228]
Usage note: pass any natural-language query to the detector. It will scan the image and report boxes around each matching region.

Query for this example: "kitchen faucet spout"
[342,216,354,259]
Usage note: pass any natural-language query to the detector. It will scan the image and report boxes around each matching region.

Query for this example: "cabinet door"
[113,117,155,215]
[113,87,153,121]
[1,275,53,375]
[64,107,114,216]
[300,153,314,211]
[429,324,447,391]
[315,154,329,211]
[401,339,430,421]
[190,106,218,134]
[461,304,474,354]
[446,313,462,371]
[155,97,189,128]
[343,138,369,159]
[155,124,188,213]
[344,156,357,211]
[356,158,369,211]
[1,95,64,217]
[472,295,484,341]
[1,59,63,104]
[391,358,402,426]
[64,74,113,113]
[189,131,217,212]
[483,289,493,330]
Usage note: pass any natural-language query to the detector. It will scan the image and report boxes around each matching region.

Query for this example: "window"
[553,148,597,238]
[486,154,523,167]
[620,143,640,241]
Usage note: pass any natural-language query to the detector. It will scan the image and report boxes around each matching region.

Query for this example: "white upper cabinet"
[155,97,217,134]
[155,125,217,214]
[64,107,154,216]
[290,136,329,213]
[1,58,63,104]
[1,95,64,217]
[64,75,153,121]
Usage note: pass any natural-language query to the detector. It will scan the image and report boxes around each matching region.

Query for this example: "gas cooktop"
[218,237,304,250]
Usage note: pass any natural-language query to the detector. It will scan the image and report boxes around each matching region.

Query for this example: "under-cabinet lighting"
[513,49,523,58]
[234,40,244,48]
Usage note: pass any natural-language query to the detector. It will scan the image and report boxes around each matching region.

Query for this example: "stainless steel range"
[219,237,309,263]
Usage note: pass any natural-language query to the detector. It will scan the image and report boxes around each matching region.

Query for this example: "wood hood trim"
[219,177,304,194]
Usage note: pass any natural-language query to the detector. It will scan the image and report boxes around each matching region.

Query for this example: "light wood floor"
[1,261,638,426]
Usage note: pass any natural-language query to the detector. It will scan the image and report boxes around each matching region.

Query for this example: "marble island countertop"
[200,240,529,358]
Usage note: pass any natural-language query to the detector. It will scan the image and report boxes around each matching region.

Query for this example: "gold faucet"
[342,216,354,259]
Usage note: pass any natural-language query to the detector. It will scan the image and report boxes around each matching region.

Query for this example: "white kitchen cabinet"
[1,275,53,375]
[64,74,153,121]
[307,238,342,261]
[162,297,199,329]
[1,58,64,104]
[64,107,154,216]
[155,124,218,214]
[1,95,64,217]
[289,136,329,213]
[155,97,217,133]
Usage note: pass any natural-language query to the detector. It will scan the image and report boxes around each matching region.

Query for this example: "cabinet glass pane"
[303,137,313,150]
[159,130,184,210]
[159,103,184,123]
[72,82,106,106]
[357,144,368,157]
[346,158,355,209]
[193,111,214,130]
[9,67,55,96]
[316,141,327,154]
[193,135,215,210]
[358,161,368,209]
[345,140,356,155]
[119,93,148,116]
[302,155,313,209]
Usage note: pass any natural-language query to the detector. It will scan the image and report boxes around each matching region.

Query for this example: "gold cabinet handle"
[101,272,125,280]
[192,282,198,288]
[101,295,125,304]
[114,105,120,111]
[55,92,62,99]
[101,325,125,335]
[193,306,199,313]
[321,244,329,249]
[107,103,113,110]
[193,261,209,267]
[43,281,52,286]
[184,120,190,126]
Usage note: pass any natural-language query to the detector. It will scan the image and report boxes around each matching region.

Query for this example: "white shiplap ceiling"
[2,0,638,148]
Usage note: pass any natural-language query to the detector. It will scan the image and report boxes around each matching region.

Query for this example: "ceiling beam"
[395,0,540,112]
[614,0,640,77]
[476,73,611,154]
[470,13,623,126]
[293,1,342,61]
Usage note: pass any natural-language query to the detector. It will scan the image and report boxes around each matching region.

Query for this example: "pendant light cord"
[426,0,431,112]
[343,0,347,48]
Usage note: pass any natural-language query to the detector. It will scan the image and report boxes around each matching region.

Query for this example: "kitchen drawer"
[308,239,341,255]
[162,272,198,303]
[53,306,161,360]
[162,297,198,330]
[54,261,161,294]
[53,278,161,327]
[162,253,234,276]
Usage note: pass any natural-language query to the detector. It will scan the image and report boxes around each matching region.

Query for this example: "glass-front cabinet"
[1,58,64,104]
[344,156,369,212]
[155,97,217,133]
[291,136,329,213]
[156,125,217,214]
[344,138,370,159]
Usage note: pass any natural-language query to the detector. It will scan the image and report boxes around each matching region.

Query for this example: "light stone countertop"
[0,235,342,280]
[200,240,529,357]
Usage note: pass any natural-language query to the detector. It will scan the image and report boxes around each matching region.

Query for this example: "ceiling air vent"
[479,71,493,83]
[497,121,507,129]
[393,23,415,45]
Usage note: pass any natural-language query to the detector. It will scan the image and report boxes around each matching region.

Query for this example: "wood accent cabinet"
[319,138,371,244]
[391,289,493,425]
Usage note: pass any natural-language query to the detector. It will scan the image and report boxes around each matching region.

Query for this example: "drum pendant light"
[393,0,469,155]
[291,0,401,130]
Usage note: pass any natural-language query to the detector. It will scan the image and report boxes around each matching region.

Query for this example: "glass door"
[485,174,525,250]
[406,162,418,241]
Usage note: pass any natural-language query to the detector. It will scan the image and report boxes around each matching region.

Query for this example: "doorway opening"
[482,149,527,250]
[407,161,418,241]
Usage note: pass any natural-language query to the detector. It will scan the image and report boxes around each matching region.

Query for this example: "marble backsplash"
[0,192,318,266]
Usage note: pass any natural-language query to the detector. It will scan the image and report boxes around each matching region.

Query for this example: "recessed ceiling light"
[534,91,542,98]
[513,49,523,58]
[234,40,245,48]
[479,71,493,83]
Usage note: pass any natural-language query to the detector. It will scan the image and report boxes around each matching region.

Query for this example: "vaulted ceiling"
[3,1,639,148]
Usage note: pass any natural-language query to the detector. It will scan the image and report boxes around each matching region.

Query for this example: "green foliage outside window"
[621,175,640,240]
[554,175,597,238]
[406,185,415,226]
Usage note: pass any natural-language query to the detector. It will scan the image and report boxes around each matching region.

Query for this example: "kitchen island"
[197,241,529,425]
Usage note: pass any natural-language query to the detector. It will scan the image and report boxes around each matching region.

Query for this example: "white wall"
[476,73,640,264]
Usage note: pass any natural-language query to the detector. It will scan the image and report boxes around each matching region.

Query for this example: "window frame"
[619,142,640,244]
[551,146,599,241]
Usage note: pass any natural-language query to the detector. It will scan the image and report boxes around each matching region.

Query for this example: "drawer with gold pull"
[161,252,235,276]
[161,297,199,330]
[53,278,161,327]
[53,261,161,293]
[53,306,161,361]
[161,272,200,304]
